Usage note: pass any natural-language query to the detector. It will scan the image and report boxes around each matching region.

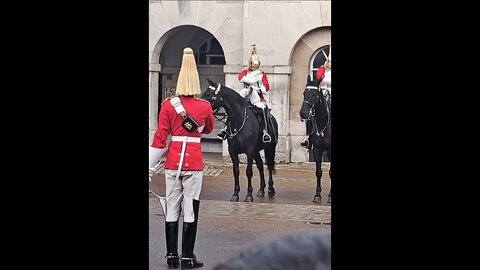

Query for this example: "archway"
[288,27,331,162]
[150,25,226,153]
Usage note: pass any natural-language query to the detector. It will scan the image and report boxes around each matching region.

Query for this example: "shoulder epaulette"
[194,97,210,103]
[161,96,176,105]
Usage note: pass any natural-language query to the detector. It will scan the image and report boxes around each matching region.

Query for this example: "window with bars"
[195,38,226,66]
[310,45,330,80]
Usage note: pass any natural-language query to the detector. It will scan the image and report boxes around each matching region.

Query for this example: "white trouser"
[238,87,266,109]
[164,169,203,222]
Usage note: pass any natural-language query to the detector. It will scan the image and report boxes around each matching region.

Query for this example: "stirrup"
[262,131,271,143]
[216,130,227,140]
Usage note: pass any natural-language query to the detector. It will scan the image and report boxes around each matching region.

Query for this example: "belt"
[171,136,201,143]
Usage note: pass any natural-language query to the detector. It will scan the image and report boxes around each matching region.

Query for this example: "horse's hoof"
[268,190,275,198]
[257,190,265,197]
[313,196,321,203]
[230,195,239,202]
[245,196,253,202]
[327,195,331,203]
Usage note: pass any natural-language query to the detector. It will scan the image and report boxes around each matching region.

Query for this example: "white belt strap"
[149,136,191,215]
[176,136,188,179]
[171,136,201,143]
[170,97,187,117]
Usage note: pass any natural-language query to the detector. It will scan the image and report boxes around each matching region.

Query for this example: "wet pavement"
[149,153,331,270]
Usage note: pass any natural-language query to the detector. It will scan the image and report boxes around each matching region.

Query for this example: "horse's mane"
[219,84,248,107]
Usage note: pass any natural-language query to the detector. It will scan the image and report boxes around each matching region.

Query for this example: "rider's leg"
[253,101,271,143]
[301,120,313,149]
[238,87,249,98]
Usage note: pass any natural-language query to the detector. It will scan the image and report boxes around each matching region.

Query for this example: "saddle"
[248,105,276,143]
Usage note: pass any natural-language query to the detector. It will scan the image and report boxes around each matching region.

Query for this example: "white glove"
[197,124,205,133]
[149,146,167,169]
[240,76,258,85]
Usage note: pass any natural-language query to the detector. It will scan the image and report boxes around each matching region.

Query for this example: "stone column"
[149,63,161,144]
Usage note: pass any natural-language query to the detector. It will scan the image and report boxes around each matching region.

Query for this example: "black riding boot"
[260,109,271,143]
[301,120,313,150]
[165,221,180,268]
[300,135,313,151]
[181,199,203,269]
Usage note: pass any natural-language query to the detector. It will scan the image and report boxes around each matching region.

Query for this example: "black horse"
[299,75,332,203]
[201,79,279,202]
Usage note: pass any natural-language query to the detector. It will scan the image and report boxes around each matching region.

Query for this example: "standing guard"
[149,47,215,269]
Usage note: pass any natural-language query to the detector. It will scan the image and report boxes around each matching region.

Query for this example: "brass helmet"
[248,43,260,69]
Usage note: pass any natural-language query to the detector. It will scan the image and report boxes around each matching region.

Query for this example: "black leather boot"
[301,120,313,150]
[165,221,180,268]
[261,109,271,143]
[181,199,203,269]
[300,139,310,148]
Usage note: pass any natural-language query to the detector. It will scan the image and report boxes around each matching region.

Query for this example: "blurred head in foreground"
[213,232,331,270]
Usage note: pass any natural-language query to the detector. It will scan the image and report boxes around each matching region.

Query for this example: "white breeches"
[238,88,266,109]
[164,170,203,222]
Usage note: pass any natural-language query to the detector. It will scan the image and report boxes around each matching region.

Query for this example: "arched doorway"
[150,25,226,153]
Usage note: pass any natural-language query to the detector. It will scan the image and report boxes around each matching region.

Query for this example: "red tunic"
[238,69,270,101]
[315,66,326,82]
[151,96,215,171]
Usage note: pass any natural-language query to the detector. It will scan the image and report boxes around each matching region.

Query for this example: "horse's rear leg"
[254,152,266,197]
[245,156,254,202]
[230,154,240,202]
[265,146,276,198]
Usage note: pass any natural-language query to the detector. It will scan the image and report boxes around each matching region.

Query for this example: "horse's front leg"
[230,153,240,202]
[327,166,331,203]
[254,152,266,197]
[313,149,323,203]
[245,155,254,202]
[327,149,332,203]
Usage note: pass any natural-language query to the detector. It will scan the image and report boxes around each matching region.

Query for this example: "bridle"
[302,85,330,137]
[207,83,248,138]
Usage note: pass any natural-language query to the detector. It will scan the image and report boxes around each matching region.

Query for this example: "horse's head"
[299,75,322,120]
[201,78,224,110]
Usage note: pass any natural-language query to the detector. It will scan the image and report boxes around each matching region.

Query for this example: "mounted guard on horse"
[217,43,273,143]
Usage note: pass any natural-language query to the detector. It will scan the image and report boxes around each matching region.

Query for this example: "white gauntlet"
[240,76,258,85]
[149,146,167,178]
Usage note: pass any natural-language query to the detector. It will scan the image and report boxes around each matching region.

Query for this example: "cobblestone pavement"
[150,198,331,225]
[150,154,331,269]
[155,164,224,177]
